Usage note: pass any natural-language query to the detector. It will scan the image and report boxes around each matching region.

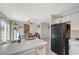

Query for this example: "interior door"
[24,24,30,34]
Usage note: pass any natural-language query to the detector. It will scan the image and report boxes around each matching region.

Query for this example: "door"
[24,24,30,34]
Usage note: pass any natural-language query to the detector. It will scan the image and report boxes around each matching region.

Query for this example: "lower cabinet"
[69,45,79,55]
[69,40,79,55]
[34,45,46,55]
[17,45,46,55]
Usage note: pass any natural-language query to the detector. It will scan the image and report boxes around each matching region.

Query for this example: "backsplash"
[71,30,79,39]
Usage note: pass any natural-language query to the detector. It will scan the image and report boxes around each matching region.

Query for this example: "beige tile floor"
[42,38,57,55]
[46,49,57,55]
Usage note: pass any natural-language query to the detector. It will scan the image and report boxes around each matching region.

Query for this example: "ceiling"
[0,3,79,23]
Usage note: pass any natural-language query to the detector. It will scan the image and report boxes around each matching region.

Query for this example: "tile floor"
[46,49,57,55]
[42,38,57,55]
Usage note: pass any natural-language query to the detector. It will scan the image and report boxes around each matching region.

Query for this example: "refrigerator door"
[51,24,64,34]
[51,23,66,55]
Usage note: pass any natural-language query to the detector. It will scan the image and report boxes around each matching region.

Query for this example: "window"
[0,18,10,44]
[14,30,19,40]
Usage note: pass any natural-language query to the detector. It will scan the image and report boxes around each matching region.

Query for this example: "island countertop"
[0,39,47,55]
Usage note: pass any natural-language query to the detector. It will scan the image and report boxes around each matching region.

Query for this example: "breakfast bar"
[0,39,47,55]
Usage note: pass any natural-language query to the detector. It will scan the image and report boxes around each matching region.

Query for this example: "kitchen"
[0,3,79,55]
[0,15,48,55]
[51,12,79,55]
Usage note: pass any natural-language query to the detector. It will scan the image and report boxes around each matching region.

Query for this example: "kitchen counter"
[69,39,79,45]
[0,39,47,55]
[69,39,79,55]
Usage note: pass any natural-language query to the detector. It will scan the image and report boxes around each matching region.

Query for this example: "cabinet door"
[35,45,46,55]
[69,40,79,55]
[69,44,79,55]
[71,13,79,30]
[61,16,71,22]
[55,18,61,23]
[17,49,35,55]
[39,46,46,55]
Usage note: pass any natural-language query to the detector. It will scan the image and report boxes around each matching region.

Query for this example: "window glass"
[0,18,10,43]
[6,22,10,41]
[1,20,7,42]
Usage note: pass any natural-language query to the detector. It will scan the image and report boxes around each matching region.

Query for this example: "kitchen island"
[0,39,47,55]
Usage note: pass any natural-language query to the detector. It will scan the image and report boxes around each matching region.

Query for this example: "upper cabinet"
[52,16,71,24]
[71,13,79,30]
[61,16,71,22]
[54,18,62,24]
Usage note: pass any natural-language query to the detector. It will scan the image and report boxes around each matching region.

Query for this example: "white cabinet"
[61,16,71,22]
[71,13,79,30]
[17,45,46,55]
[69,40,79,55]
[55,18,62,24]
[53,16,71,24]
[34,45,46,55]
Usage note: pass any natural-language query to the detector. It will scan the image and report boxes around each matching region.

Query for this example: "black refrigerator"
[51,23,70,55]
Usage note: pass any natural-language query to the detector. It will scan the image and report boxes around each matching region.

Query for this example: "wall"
[40,23,50,39]
[30,23,41,35]
[71,30,79,39]
[71,13,79,39]
[30,24,37,33]
[30,23,50,39]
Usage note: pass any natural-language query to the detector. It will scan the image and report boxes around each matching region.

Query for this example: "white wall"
[71,30,79,39]
[30,24,41,35]
[71,13,79,39]
[40,23,50,39]
[30,23,50,39]
[30,24,37,33]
